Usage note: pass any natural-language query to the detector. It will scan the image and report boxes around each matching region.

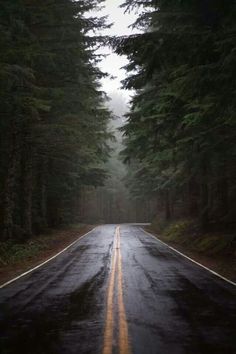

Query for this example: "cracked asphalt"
[0,224,235,354]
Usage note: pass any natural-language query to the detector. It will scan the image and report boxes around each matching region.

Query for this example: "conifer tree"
[116,0,236,229]
[0,0,112,239]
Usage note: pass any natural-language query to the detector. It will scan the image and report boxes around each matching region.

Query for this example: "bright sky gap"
[93,0,140,99]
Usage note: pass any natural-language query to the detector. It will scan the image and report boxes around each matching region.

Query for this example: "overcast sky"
[94,0,139,100]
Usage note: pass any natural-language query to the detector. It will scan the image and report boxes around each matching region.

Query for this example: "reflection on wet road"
[0,224,235,354]
[103,226,131,354]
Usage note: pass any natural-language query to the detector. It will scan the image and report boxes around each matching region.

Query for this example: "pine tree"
[115,0,236,229]
[0,0,112,239]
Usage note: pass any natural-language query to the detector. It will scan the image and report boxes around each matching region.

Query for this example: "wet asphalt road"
[0,224,235,354]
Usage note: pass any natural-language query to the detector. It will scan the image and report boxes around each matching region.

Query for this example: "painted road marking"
[117,227,131,354]
[103,226,131,354]
[141,228,236,287]
[0,227,97,289]
[102,228,118,354]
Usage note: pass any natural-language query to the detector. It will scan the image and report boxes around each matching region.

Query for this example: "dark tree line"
[114,0,236,230]
[0,0,112,240]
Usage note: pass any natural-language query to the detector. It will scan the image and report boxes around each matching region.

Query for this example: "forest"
[0,0,236,246]
[0,2,235,352]
[0,0,112,241]
[115,0,236,232]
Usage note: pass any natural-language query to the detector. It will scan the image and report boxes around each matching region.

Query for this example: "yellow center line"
[102,226,132,354]
[117,226,132,354]
[102,228,118,354]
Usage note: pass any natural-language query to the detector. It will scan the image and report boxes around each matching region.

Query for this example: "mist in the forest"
[78,92,157,224]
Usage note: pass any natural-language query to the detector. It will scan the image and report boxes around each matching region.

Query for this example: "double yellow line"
[102,226,131,354]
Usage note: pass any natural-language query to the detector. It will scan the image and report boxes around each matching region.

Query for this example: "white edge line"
[141,227,236,287]
[0,227,97,289]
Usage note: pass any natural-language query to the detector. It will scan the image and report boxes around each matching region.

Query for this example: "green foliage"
[116,0,236,229]
[0,223,86,265]
[163,220,194,240]
[0,239,46,266]
[151,218,235,255]
[0,0,112,239]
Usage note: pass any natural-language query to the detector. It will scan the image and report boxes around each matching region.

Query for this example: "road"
[0,224,235,354]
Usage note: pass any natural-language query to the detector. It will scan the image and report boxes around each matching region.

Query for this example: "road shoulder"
[144,226,236,284]
[0,224,94,287]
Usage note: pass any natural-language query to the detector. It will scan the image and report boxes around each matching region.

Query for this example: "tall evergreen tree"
[115,0,236,229]
[0,0,112,239]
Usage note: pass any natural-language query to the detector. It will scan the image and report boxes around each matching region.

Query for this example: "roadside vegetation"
[113,1,236,279]
[151,218,235,256]
[0,0,235,282]
[148,218,236,281]
[114,0,236,232]
[0,224,92,284]
[0,1,112,241]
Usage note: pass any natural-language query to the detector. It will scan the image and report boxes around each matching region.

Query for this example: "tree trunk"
[200,159,209,229]
[39,157,48,228]
[165,189,171,220]
[2,123,20,239]
[22,145,33,238]
[188,177,198,217]
[218,168,229,218]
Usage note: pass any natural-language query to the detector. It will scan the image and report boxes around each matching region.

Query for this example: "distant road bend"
[0,224,235,354]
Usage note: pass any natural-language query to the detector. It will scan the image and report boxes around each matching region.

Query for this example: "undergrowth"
[0,239,47,266]
[151,218,235,256]
[0,223,86,266]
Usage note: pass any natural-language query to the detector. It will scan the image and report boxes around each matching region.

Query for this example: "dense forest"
[1,0,236,244]
[0,0,112,241]
[78,93,157,224]
[115,0,236,231]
